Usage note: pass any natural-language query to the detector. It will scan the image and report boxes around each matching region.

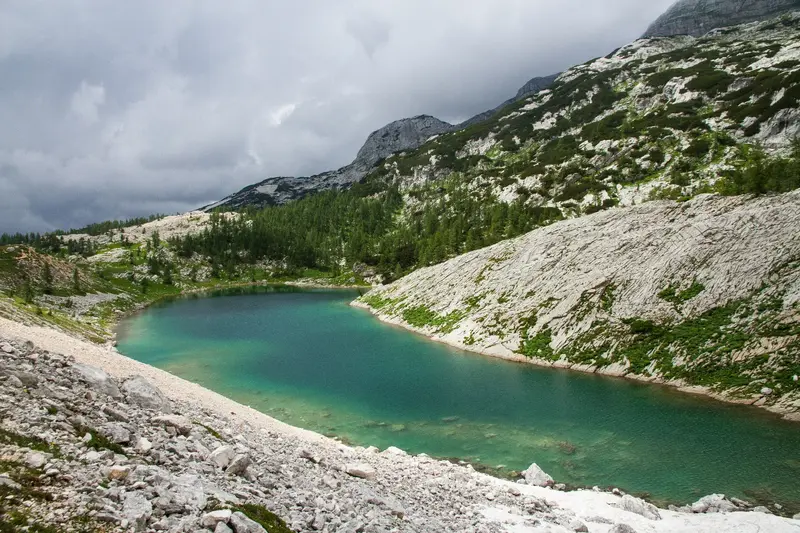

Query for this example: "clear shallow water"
[117,286,800,506]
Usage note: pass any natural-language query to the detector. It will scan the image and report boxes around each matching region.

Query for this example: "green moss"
[197,422,223,440]
[72,424,125,455]
[232,504,294,533]
[0,428,60,457]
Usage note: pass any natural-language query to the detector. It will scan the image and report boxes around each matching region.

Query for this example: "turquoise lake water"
[116,286,800,507]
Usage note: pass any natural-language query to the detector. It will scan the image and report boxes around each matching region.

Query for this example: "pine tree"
[72,268,81,293]
[42,262,53,295]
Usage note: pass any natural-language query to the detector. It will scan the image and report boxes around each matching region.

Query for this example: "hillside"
[356,191,800,419]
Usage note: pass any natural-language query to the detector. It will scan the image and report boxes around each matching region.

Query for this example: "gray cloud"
[0,0,674,233]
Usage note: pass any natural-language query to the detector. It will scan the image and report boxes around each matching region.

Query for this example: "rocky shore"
[1,317,799,532]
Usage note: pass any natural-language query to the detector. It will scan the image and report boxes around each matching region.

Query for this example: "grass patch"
[72,424,125,455]
[518,328,556,361]
[658,281,705,305]
[232,504,294,533]
[401,305,465,334]
[0,428,60,457]
[197,422,223,440]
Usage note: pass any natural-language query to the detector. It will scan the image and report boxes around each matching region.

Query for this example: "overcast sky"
[0,0,674,233]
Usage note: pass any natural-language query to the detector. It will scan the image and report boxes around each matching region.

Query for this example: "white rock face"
[358,192,800,415]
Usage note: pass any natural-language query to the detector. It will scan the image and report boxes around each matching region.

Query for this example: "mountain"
[205,75,561,211]
[644,0,800,37]
[203,115,455,211]
[458,73,560,128]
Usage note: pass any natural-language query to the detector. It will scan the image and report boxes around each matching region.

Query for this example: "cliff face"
[644,0,800,37]
[358,191,800,418]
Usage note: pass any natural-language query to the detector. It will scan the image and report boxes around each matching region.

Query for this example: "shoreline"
[106,279,371,344]
[0,306,796,533]
[3,311,800,529]
[350,300,800,423]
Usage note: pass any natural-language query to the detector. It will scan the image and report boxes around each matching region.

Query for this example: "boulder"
[215,522,234,533]
[107,466,130,480]
[122,492,152,532]
[102,423,131,444]
[5,375,24,389]
[522,463,554,487]
[0,343,14,354]
[152,414,192,435]
[24,451,48,469]
[619,494,661,521]
[345,463,377,480]
[229,511,267,533]
[73,363,122,399]
[121,376,171,412]
[169,474,208,510]
[102,404,129,422]
[201,509,232,528]
[226,454,251,476]
[0,475,21,490]
[569,519,589,532]
[691,493,737,513]
[12,371,38,387]
[382,446,407,456]
[610,525,638,533]
[135,437,152,453]
[209,445,236,469]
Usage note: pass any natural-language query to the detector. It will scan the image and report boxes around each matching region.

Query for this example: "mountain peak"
[643,0,800,37]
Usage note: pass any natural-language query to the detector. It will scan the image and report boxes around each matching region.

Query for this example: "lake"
[116,286,800,507]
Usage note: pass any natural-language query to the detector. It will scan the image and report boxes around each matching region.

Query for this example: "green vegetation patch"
[658,281,706,305]
[232,504,295,533]
[401,305,465,334]
[0,427,60,457]
[72,424,125,455]
[518,327,557,361]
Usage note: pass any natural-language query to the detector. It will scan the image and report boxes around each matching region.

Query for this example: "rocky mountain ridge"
[203,116,455,210]
[357,191,800,419]
[644,0,800,37]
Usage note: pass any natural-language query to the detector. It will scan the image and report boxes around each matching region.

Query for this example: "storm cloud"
[0,0,674,233]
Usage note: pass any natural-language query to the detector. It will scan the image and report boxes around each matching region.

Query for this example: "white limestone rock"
[522,463,554,487]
